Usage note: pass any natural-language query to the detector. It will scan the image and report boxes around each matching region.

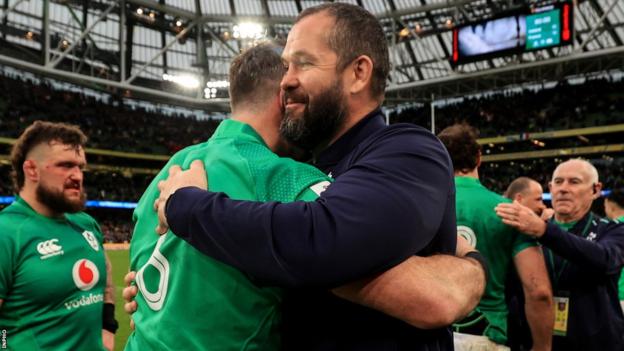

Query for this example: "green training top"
[0,197,106,351]
[455,176,537,345]
[614,215,624,300]
[126,119,331,351]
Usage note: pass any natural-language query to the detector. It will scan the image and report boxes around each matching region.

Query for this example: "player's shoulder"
[0,207,41,244]
[376,123,444,148]
[0,203,36,232]
[66,212,102,234]
[597,214,624,234]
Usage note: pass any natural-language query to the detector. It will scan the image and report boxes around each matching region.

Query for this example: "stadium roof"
[0,0,623,112]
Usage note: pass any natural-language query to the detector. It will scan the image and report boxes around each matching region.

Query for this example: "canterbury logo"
[37,239,64,259]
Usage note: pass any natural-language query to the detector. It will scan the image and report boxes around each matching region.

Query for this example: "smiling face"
[549,160,599,222]
[279,11,348,151]
[32,141,87,214]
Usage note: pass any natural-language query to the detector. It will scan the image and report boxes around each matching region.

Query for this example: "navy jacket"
[167,109,457,350]
[540,212,624,351]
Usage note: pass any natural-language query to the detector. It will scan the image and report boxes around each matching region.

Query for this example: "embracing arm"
[165,130,455,287]
[332,251,486,329]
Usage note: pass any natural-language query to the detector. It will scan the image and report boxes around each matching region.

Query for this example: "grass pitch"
[106,249,131,351]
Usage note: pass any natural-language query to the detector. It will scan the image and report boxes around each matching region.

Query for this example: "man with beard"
[152,3,486,350]
[124,41,484,350]
[0,121,117,350]
[496,159,624,350]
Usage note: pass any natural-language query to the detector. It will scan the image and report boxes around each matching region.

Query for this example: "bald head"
[553,159,599,184]
[505,177,546,215]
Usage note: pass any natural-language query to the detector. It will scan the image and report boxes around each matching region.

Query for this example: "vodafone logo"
[72,259,100,291]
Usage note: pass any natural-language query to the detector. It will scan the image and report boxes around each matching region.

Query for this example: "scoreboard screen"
[451,2,573,66]
[526,9,561,50]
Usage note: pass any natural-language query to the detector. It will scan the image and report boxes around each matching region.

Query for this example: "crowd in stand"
[1,74,623,242]
[0,74,221,154]
[390,78,624,137]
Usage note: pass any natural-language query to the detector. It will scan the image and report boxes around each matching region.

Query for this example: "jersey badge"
[36,239,64,260]
[457,225,477,248]
[309,181,331,196]
[82,230,100,251]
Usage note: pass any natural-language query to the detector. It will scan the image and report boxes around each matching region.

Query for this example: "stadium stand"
[1,74,623,243]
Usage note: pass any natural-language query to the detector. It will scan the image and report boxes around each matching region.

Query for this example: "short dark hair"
[504,177,534,199]
[228,41,285,110]
[296,3,390,100]
[437,123,481,173]
[607,187,624,208]
[10,120,87,191]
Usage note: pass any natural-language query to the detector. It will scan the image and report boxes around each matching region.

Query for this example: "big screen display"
[451,2,573,65]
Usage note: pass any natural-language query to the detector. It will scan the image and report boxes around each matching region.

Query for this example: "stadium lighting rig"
[232,22,265,40]
[204,80,229,99]
[162,73,200,89]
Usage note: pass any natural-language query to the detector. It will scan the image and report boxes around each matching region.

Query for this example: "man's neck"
[326,98,380,149]
[455,168,479,179]
[611,210,624,221]
[554,211,588,223]
[233,108,281,152]
[19,187,60,218]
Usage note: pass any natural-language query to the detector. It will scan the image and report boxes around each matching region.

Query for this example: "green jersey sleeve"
[511,229,539,257]
[242,143,332,202]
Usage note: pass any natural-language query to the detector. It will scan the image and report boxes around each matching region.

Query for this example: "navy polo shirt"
[167,109,457,350]
[540,212,624,351]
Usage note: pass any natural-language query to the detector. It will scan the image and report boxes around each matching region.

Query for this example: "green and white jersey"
[126,119,331,351]
[0,197,106,351]
[615,215,624,300]
[455,177,537,345]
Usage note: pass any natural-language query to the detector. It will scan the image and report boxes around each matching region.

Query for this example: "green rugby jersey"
[0,197,106,351]
[614,215,624,300]
[126,119,330,351]
[455,177,537,345]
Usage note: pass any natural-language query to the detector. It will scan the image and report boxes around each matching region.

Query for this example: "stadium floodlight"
[204,88,218,99]
[233,22,265,40]
[162,73,200,89]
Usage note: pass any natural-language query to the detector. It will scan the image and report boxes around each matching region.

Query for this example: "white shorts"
[453,332,510,351]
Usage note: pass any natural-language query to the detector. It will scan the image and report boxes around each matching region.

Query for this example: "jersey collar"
[11,195,68,222]
[454,176,482,188]
[211,119,267,147]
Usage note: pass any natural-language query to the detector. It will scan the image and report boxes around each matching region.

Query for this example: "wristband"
[464,251,489,284]
[102,303,119,334]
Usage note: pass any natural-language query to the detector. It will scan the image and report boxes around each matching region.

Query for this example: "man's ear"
[23,159,39,182]
[348,55,374,95]
[592,182,603,199]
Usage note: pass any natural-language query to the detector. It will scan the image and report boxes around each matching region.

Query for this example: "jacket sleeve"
[166,129,455,287]
[539,221,624,275]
